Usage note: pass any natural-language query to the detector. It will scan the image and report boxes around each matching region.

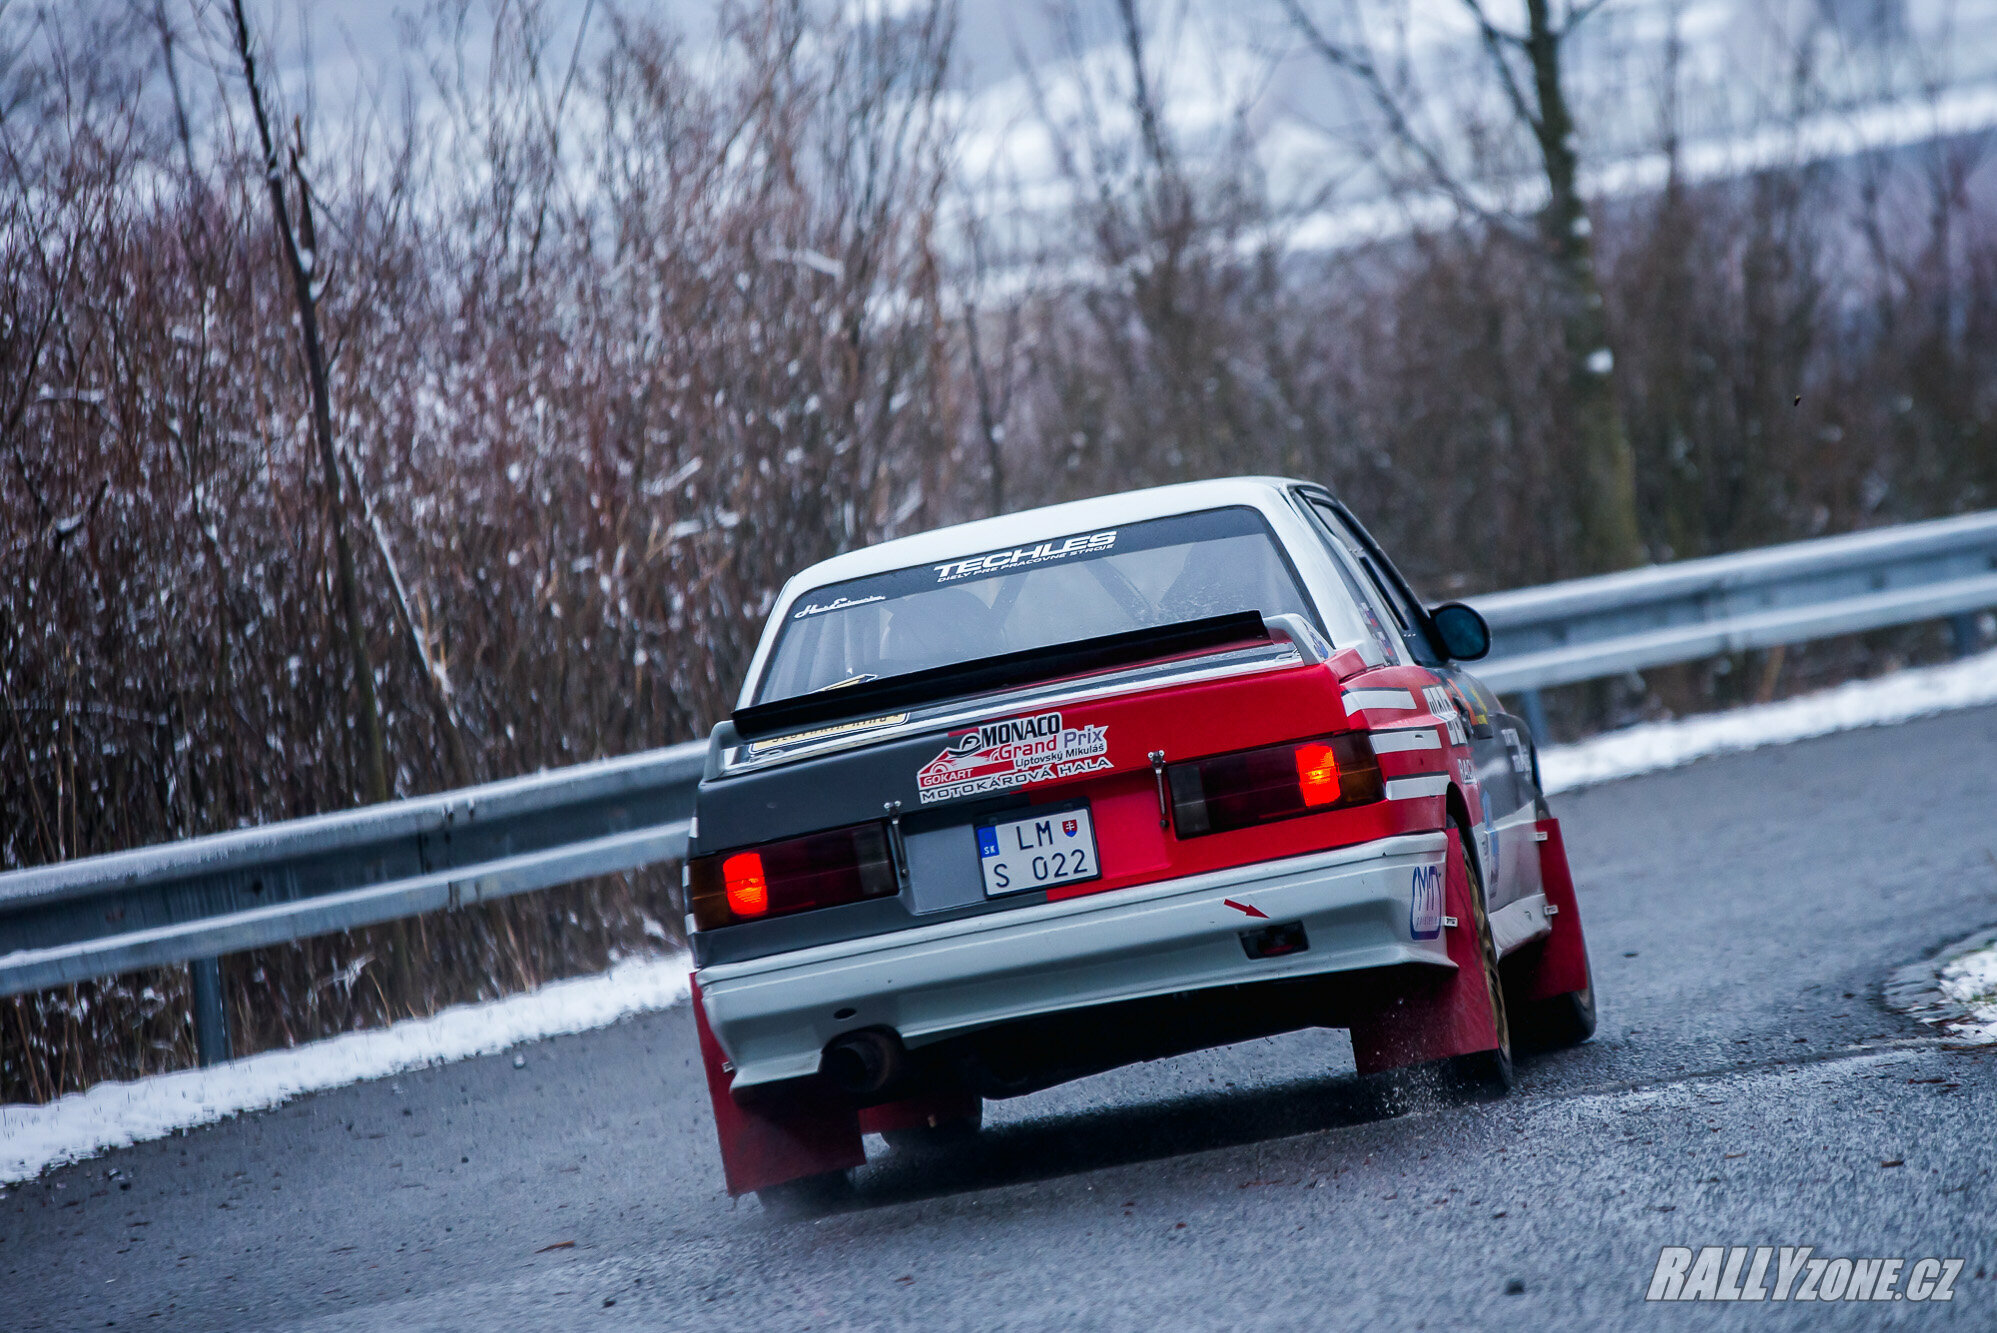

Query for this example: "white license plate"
[976,807,1101,896]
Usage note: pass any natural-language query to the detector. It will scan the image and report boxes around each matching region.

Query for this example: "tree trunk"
[228,0,390,805]
[1524,0,1643,574]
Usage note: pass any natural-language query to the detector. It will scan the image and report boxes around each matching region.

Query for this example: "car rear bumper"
[695,830,1454,1090]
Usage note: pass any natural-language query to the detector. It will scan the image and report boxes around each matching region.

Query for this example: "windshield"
[756,507,1317,703]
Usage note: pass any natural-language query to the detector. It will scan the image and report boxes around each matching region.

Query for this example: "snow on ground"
[1539,646,1997,794]
[0,953,691,1185]
[6,645,1997,1184]
[1936,945,1997,1044]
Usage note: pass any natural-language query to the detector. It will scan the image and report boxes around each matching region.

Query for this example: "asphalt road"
[7,705,1997,1331]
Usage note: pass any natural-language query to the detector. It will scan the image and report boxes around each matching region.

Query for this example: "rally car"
[683,478,1596,1204]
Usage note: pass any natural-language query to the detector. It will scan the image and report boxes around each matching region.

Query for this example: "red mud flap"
[1522,817,1592,1001]
[1348,827,1504,1076]
[692,980,865,1196]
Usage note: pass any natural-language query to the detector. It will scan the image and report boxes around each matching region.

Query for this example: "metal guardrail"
[1470,509,1997,735]
[0,744,703,1060]
[1472,509,1997,690]
[3,509,1994,1064]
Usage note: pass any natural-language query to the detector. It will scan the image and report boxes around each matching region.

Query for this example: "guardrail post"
[190,957,232,1066]
[1948,612,1981,659]
[1516,688,1551,745]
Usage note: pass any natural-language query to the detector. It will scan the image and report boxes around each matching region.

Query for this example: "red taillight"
[1294,742,1341,806]
[1168,733,1382,837]
[722,852,769,917]
[690,823,896,930]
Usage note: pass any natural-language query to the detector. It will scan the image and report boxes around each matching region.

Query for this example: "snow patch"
[1540,646,1997,794]
[1937,945,1997,1043]
[0,953,691,1185]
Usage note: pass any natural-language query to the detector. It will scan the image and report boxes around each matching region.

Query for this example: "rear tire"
[755,1169,854,1217]
[1509,963,1597,1054]
[881,1102,983,1154]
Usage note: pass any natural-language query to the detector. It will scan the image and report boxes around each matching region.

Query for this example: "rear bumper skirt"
[696,831,1452,1090]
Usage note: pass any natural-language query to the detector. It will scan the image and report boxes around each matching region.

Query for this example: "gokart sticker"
[932,530,1117,583]
[1410,863,1444,940]
[915,710,1112,805]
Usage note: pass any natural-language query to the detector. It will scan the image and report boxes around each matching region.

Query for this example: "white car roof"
[787,477,1310,585]
[738,476,1382,708]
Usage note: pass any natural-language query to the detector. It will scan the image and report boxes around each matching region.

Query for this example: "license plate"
[976,806,1100,896]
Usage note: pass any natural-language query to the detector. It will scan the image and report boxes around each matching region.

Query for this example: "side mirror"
[1429,602,1491,662]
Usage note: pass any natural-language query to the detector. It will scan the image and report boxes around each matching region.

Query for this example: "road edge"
[0,951,691,1186]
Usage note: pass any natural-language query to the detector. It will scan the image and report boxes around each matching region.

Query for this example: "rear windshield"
[755,506,1316,703]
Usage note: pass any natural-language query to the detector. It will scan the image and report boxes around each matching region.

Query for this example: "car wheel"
[1447,830,1514,1096]
[1510,959,1597,1053]
[755,1169,854,1217]
[881,1102,983,1154]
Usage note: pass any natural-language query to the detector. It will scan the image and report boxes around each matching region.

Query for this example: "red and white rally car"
[684,478,1596,1204]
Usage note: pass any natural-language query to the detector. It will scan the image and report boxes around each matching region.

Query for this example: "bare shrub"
[0,0,956,1102]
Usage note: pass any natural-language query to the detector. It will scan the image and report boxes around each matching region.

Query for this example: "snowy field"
[5,644,1996,1186]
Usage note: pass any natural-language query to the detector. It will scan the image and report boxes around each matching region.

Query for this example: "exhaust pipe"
[822,1029,904,1096]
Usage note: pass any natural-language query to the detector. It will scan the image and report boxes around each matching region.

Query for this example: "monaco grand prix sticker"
[915,710,1112,805]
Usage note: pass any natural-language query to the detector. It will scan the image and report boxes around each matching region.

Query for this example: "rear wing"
[731,611,1272,743]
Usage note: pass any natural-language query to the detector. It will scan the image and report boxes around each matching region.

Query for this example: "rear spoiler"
[732,611,1272,743]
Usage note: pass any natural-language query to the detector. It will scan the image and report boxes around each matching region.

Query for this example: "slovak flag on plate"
[1062,818,1078,837]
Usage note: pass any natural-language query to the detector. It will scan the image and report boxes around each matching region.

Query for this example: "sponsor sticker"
[932,530,1117,583]
[1423,684,1469,746]
[1447,678,1487,732]
[791,594,887,619]
[1410,863,1444,939]
[1646,1248,1960,1303]
[1286,619,1331,660]
[915,710,1112,805]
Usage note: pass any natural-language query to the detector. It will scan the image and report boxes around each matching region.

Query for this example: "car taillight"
[721,852,769,917]
[1167,732,1383,837]
[1293,741,1342,806]
[689,823,896,930]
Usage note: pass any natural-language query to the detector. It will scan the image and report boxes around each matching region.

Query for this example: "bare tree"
[1279,0,1644,574]
[225,0,390,803]
[958,214,1026,514]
